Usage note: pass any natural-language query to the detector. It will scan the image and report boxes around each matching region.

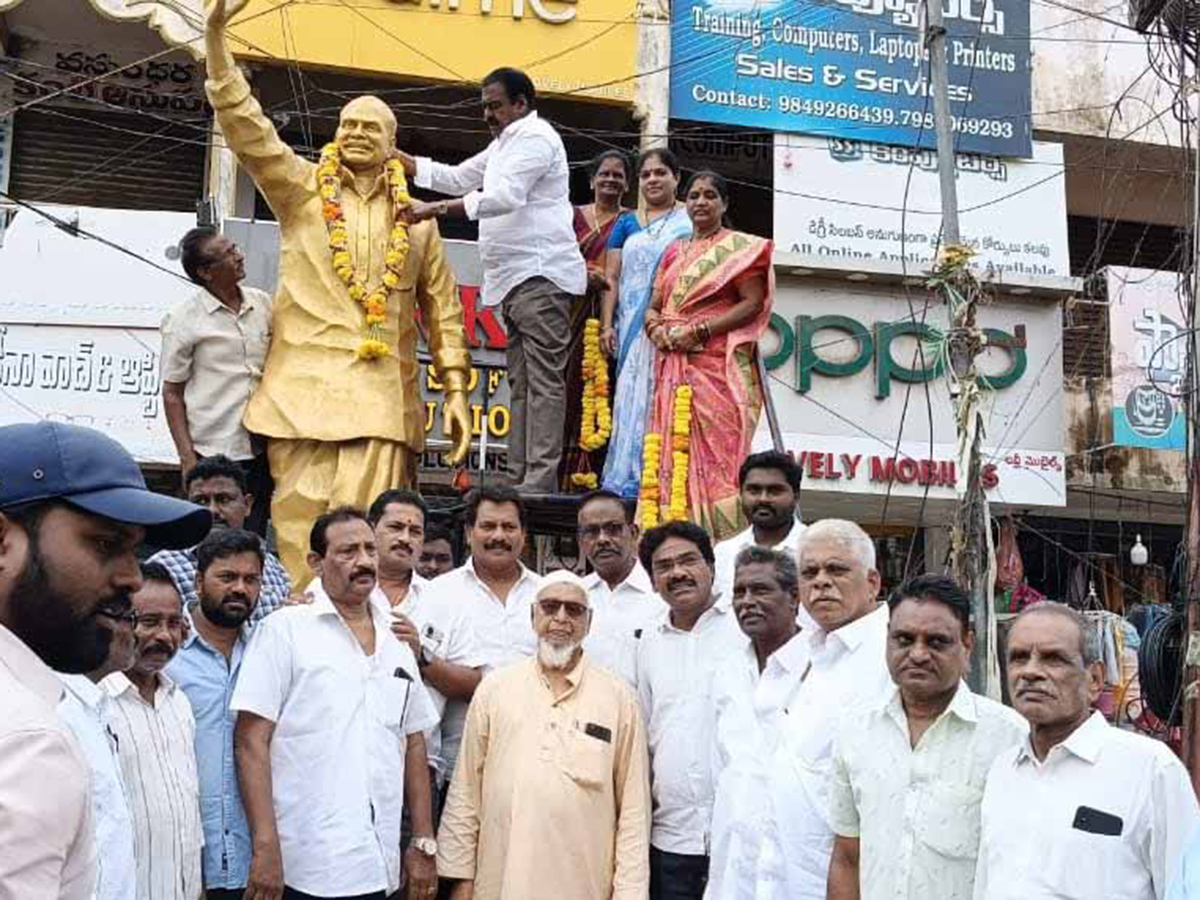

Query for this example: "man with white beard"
[437,570,651,900]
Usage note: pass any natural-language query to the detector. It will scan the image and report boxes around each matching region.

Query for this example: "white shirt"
[712,518,806,607]
[829,682,1027,900]
[56,675,136,900]
[708,632,809,900]
[101,671,204,900]
[415,111,586,306]
[635,596,747,855]
[708,605,892,900]
[583,562,665,685]
[160,285,272,460]
[0,625,96,900]
[975,711,1200,900]
[230,581,439,897]
[424,559,543,779]
[372,574,487,778]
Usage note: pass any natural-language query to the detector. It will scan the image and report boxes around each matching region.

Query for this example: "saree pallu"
[561,207,624,487]
[602,207,694,499]
[646,230,775,540]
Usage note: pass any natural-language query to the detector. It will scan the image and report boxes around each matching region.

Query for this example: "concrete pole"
[928,0,996,696]
[633,0,670,151]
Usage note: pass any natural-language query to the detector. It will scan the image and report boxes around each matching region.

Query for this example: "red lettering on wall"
[459,286,507,350]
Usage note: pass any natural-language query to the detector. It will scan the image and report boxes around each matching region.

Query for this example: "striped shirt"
[101,672,203,900]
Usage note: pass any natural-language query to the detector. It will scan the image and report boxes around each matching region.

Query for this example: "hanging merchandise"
[1138,611,1183,726]
[995,517,1025,593]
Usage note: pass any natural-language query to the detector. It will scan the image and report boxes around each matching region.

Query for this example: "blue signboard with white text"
[669,0,1032,158]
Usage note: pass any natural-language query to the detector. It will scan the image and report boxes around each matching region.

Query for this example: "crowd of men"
[5,420,1200,900]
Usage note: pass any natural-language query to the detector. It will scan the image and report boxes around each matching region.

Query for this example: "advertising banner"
[670,0,1031,157]
[773,135,1069,277]
[1107,267,1187,450]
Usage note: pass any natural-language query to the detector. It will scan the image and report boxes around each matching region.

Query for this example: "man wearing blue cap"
[0,421,210,900]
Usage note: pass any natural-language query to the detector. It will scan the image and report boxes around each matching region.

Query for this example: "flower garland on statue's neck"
[318,142,411,361]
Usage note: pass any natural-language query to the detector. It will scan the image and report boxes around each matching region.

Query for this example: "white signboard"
[773,136,1071,278]
[759,278,1067,506]
[0,323,168,461]
[0,205,197,327]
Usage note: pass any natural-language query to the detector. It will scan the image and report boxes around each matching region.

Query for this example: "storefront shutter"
[8,107,206,212]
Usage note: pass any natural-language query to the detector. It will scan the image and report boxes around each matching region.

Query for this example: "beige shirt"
[161,285,273,459]
[437,656,651,900]
[0,624,96,900]
[830,682,1027,900]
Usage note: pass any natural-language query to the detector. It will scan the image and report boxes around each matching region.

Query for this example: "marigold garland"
[579,319,612,451]
[639,433,663,530]
[317,143,412,361]
[666,385,693,521]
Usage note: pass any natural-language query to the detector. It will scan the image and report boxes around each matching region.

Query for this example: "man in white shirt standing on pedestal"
[712,452,805,604]
[974,602,1200,900]
[232,508,440,900]
[826,574,1027,900]
[397,68,586,493]
[577,490,664,684]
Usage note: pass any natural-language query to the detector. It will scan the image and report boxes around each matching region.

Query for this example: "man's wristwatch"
[411,837,438,857]
[436,200,450,217]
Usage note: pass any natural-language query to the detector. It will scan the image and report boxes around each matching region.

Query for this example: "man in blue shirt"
[167,527,264,899]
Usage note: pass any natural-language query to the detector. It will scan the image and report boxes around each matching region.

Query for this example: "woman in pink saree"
[643,171,774,539]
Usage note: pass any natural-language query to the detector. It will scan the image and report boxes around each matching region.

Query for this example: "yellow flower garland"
[639,432,663,530]
[666,385,692,521]
[317,143,412,361]
[579,319,612,451]
[570,472,599,490]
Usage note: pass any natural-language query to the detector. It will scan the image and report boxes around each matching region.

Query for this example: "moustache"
[484,541,512,552]
[667,576,696,592]
[144,642,174,656]
[223,593,250,605]
[351,567,376,580]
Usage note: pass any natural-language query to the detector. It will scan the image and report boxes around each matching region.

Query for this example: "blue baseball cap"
[0,422,212,549]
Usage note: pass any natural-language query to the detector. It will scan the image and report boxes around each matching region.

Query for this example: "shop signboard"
[0,39,208,119]
[755,279,1066,505]
[774,135,1070,277]
[670,0,1031,157]
[1106,267,1187,450]
[0,206,509,471]
[228,0,638,104]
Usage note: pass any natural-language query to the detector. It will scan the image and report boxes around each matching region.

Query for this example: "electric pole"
[926,0,998,696]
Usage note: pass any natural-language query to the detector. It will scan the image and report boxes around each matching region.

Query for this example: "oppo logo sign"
[763,313,1027,399]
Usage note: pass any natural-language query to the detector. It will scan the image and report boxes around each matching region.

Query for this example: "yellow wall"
[228,0,637,104]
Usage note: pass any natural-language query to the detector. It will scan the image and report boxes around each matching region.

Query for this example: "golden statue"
[204,0,472,583]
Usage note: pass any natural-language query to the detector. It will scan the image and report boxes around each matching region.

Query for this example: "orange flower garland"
[666,385,692,521]
[318,143,411,360]
[639,432,663,530]
[580,319,612,451]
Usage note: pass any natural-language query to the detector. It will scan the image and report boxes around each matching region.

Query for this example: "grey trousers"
[501,276,576,490]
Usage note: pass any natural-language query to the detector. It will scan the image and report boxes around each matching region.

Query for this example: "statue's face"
[335,97,395,172]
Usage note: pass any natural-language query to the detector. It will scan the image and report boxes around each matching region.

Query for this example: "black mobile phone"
[1072,805,1123,837]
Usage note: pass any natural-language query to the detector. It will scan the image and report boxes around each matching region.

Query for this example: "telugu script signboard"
[773,135,1070,277]
[1106,267,1187,450]
[670,0,1031,157]
[0,207,511,470]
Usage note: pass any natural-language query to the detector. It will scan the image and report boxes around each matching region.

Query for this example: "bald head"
[335,96,397,172]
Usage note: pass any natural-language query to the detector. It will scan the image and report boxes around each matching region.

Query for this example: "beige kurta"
[438,656,651,900]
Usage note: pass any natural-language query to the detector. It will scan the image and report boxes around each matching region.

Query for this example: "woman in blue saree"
[599,148,692,498]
